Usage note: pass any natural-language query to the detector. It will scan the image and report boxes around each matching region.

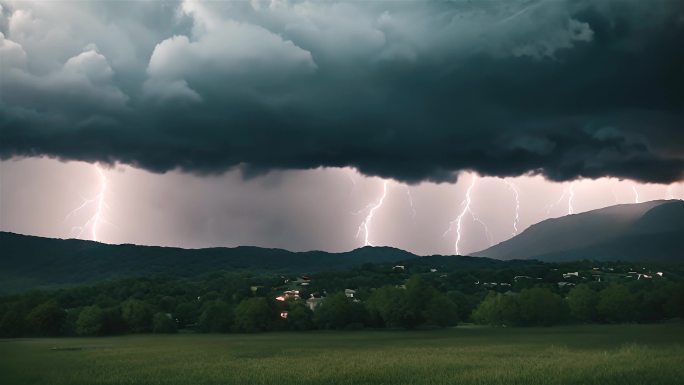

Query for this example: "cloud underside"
[0,0,682,183]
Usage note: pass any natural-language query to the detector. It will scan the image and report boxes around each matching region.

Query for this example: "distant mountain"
[0,232,416,294]
[472,200,684,262]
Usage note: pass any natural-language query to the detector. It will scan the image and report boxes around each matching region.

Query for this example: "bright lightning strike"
[504,180,520,236]
[355,180,389,247]
[632,185,640,203]
[568,182,575,215]
[545,185,568,216]
[444,174,493,255]
[66,164,108,242]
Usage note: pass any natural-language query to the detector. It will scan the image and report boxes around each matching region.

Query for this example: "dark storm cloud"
[1,0,682,183]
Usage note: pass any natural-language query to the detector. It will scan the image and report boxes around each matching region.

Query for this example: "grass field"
[2,324,684,385]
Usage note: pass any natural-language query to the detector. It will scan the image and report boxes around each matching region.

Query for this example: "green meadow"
[2,324,683,385]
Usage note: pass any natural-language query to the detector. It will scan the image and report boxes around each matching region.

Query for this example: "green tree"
[76,305,104,336]
[175,302,200,328]
[472,292,520,326]
[198,300,233,333]
[423,295,458,327]
[366,277,450,329]
[152,312,177,333]
[567,284,600,323]
[0,309,26,337]
[446,291,472,322]
[159,296,177,313]
[121,299,154,332]
[26,302,66,336]
[516,288,565,326]
[234,298,273,332]
[597,284,636,323]
[314,293,363,329]
[663,283,684,319]
[101,307,126,335]
[287,303,314,331]
[366,286,409,328]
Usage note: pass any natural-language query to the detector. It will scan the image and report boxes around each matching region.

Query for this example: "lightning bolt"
[504,180,520,236]
[568,182,575,215]
[497,1,544,25]
[405,186,417,222]
[546,185,568,216]
[66,164,108,242]
[632,185,640,203]
[355,180,389,247]
[443,174,493,255]
[545,181,576,216]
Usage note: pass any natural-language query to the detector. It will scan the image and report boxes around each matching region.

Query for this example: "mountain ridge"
[0,231,417,294]
[2,200,682,293]
[472,200,684,262]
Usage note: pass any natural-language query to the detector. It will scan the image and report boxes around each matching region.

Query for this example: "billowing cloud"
[1,0,682,183]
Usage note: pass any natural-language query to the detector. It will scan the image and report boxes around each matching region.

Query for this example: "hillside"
[0,232,416,294]
[472,200,684,262]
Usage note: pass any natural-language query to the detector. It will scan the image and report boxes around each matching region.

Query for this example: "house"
[557,282,576,287]
[430,268,438,273]
[393,265,405,272]
[344,289,356,298]
[306,295,325,311]
[276,290,300,301]
[562,272,579,279]
[514,276,533,282]
[279,311,288,319]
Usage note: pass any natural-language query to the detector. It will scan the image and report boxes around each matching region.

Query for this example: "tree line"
[1,269,683,337]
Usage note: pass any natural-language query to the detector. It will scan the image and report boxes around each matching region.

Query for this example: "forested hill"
[473,200,684,262]
[0,232,417,294]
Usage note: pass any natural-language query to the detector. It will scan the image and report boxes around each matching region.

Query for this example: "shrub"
[152,312,177,334]
[76,305,104,336]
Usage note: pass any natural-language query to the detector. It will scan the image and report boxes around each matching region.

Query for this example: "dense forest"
[1,258,683,337]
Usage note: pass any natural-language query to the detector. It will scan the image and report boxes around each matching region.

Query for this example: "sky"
[0,0,682,255]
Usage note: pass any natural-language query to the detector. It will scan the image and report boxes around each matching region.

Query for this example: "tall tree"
[198,301,233,333]
[567,284,600,323]
[76,305,104,336]
[597,284,636,323]
[121,299,154,333]
[234,298,273,333]
[26,302,66,336]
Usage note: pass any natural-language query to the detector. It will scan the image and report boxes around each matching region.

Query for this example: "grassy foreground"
[2,324,683,385]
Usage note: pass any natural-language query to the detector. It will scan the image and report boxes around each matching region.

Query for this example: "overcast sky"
[0,1,682,255]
